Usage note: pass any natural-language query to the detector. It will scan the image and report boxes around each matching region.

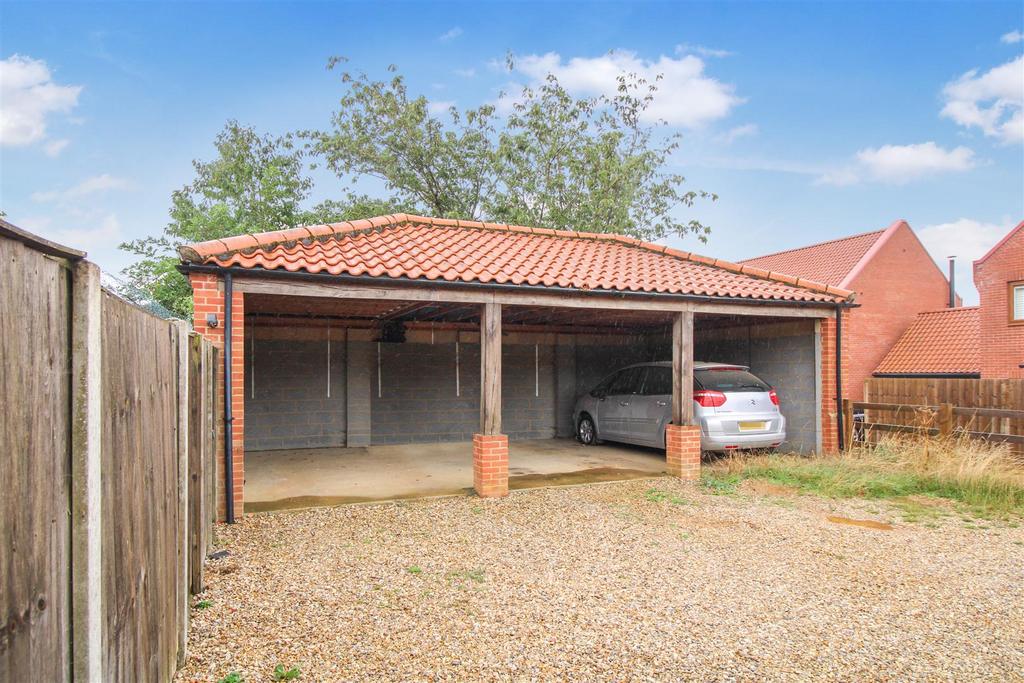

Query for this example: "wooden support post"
[174,320,190,667]
[667,311,700,480]
[70,260,103,683]
[474,303,508,497]
[842,398,855,451]
[937,402,954,439]
[480,302,502,435]
[671,311,694,426]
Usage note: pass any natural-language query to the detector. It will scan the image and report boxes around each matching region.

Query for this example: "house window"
[1011,281,1024,324]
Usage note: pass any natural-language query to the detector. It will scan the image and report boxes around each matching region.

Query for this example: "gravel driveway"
[178,478,1024,682]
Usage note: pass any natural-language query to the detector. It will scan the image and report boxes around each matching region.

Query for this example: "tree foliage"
[307,56,715,242]
[120,121,410,317]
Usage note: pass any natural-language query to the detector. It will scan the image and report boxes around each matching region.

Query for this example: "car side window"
[641,367,672,395]
[590,372,617,397]
[608,367,642,395]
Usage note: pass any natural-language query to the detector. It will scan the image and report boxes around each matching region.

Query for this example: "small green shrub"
[273,664,301,681]
[406,565,422,574]
[217,673,243,683]
[194,599,212,609]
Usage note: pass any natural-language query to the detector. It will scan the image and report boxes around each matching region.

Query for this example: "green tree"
[307,57,715,242]
[120,121,411,317]
[306,60,496,219]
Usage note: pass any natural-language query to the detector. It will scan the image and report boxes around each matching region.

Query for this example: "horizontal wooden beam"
[233,277,836,318]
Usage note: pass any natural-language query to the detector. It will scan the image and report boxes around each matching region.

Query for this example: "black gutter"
[223,272,235,524]
[177,263,860,310]
[835,304,844,451]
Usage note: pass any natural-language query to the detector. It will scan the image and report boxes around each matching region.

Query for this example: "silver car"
[572,361,786,452]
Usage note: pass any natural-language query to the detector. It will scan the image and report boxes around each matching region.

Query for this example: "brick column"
[819,311,847,453]
[473,434,509,497]
[190,273,245,520]
[666,424,701,480]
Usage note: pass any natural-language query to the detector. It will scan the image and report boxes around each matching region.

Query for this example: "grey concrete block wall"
[695,323,818,454]
[346,339,374,447]
[369,341,557,444]
[244,336,347,451]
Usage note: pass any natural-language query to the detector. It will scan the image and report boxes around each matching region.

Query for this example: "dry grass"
[703,436,1024,518]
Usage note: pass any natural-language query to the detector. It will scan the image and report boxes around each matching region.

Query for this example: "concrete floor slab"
[245,438,665,512]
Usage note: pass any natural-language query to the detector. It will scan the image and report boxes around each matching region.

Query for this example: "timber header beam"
[233,277,836,319]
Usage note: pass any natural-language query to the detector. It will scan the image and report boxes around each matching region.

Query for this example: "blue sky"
[2,1,1022,303]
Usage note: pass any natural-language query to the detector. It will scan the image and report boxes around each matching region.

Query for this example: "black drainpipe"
[224,272,235,523]
[835,303,844,451]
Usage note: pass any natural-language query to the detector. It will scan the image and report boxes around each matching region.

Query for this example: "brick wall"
[819,312,847,453]
[974,225,1024,379]
[845,223,954,400]
[190,273,244,518]
[695,320,819,453]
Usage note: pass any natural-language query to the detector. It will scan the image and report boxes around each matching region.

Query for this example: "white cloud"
[675,43,733,58]
[1001,30,1023,44]
[31,174,131,203]
[454,67,476,78]
[43,138,70,157]
[716,123,758,144]
[940,55,1023,144]
[48,214,122,253]
[0,54,82,147]
[427,100,455,115]
[438,27,463,42]
[510,50,742,128]
[817,142,976,185]
[917,217,1017,304]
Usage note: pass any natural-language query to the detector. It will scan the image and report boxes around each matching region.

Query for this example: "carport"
[180,214,853,520]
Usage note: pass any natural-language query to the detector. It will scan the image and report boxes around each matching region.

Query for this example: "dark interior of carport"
[241,293,823,511]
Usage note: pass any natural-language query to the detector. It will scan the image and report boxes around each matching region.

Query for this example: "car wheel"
[577,415,597,445]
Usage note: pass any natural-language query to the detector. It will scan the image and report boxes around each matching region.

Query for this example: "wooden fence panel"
[100,292,181,682]
[864,377,1024,454]
[0,236,72,682]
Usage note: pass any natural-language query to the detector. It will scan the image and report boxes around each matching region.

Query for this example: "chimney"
[947,256,956,308]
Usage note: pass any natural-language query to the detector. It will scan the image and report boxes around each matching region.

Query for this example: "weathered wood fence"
[1,221,218,682]
[847,377,1024,456]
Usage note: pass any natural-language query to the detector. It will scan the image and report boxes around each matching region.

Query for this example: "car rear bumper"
[699,415,786,452]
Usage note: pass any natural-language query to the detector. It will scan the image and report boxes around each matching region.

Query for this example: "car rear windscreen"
[695,368,769,393]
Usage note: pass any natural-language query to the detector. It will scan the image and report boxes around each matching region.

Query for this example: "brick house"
[180,213,853,520]
[876,220,1024,379]
[740,220,955,400]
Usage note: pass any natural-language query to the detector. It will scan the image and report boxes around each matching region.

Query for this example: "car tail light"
[694,390,727,407]
[769,389,780,406]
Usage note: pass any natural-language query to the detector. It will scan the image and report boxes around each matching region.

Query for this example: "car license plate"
[738,421,767,431]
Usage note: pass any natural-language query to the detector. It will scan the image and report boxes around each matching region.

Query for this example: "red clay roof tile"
[180,213,852,303]
[739,227,890,287]
[874,307,980,375]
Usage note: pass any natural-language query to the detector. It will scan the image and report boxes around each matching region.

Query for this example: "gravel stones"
[177,478,1024,682]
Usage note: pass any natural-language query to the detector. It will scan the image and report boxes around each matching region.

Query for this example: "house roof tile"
[739,224,898,287]
[179,213,852,303]
[874,307,980,376]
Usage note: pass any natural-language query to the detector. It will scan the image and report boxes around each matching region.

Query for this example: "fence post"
[70,260,103,683]
[174,320,190,668]
[938,402,954,438]
[841,399,854,452]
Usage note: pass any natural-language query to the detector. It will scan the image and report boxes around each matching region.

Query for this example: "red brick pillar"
[820,312,847,454]
[666,424,701,480]
[190,273,245,519]
[473,434,509,497]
